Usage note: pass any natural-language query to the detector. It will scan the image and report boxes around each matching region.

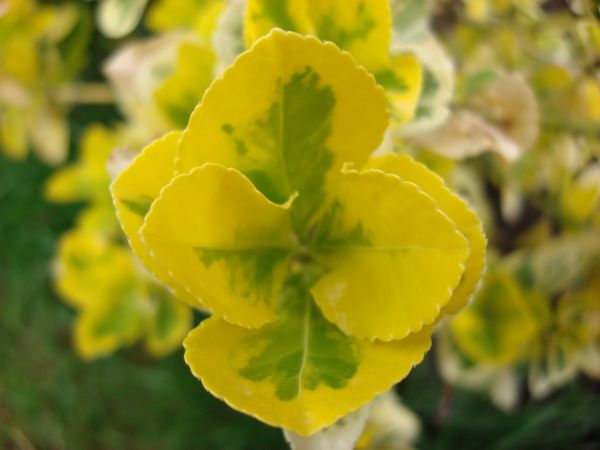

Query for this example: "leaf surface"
[111,131,203,309]
[184,271,431,436]
[141,163,295,328]
[45,125,116,203]
[145,283,193,357]
[154,42,216,128]
[244,0,313,44]
[376,53,422,126]
[305,0,391,73]
[177,30,388,233]
[311,169,469,341]
[450,271,544,365]
[365,154,486,315]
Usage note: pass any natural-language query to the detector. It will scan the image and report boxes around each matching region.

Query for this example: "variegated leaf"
[304,0,391,73]
[44,125,117,203]
[365,154,487,316]
[145,282,193,357]
[141,163,295,328]
[111,131,204,309]
[244,0,313,44]
[177,30,388,233]
[184,271,431,436]
[154,42,216,128]
[450,270,545,365]
[311,168,469,341]
[376,53,422,126]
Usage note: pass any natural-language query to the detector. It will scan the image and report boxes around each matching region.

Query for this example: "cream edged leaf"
[177,30,388,234]
[244,0,313,45]
[145,282,193,357]
[310,168,469,341]
[365,153,486,316]
[376,53,422,127]
[141,163,296,328]
[154,42,216,128]
[450,271,545,365]
[184,271,431,436]
[305,0,391,73]
[110,131,203,309]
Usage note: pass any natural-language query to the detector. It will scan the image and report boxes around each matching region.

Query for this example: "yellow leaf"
[376,53,422,126]
[305,0,391,73]
[365,154,487,316]
[74,280,148,359]
[44,124,116,203]
[154,42,216,128]
[244,0,313,45]
[184,271,431,436]
[245,0,391,73]
[245,1,424,126]
[178,30,388,232]
[141,163,296,328]
[54,226,136,309]
[394,37,455,136]
[145,283,193,357]
[311,168,469,341]
[0,106,29,160]
[146,0,223,36]
[450,270,544,365]
[111,131,204,310]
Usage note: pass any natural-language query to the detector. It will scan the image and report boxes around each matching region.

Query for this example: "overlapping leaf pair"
[111,30,486,435]
[45,126,193,359]
[245,0,422,126]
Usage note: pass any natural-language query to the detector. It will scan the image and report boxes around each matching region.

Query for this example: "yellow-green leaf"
[305,0,391,73]
[393,37,455,136]
[184,271,431,436]
[311,168,469,341]
[146,0,224,37]
[245,0,391,73]
[177,30,388,233]
[54,226,135,309]
[74,280,148,359]
[450,271,545,365]
[141,163,296,328]
[244,0,313,45]
[44,124,116,203]
[365,154,487,316]
[145,283,193,357]
[376,53,422,126]
[110,131,203,309]
[154,42,216,128]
